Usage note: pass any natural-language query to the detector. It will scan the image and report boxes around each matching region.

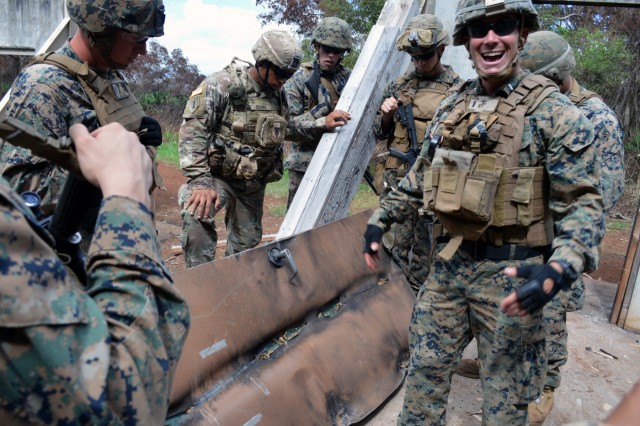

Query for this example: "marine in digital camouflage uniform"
[284,17,353,208]
[363,1,603,424]
[0,123,190,424]
[179,30,308,267]
[372,14,461,294]
[517,30,625,424]
[0,0,165,222]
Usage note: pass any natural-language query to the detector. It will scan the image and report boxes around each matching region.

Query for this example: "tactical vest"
[302,62,341,111]
[424,74,558,260]
[30,53,163,189]
[31,53,144,131]
[567,76,599,107]
[215,60,288,182]
[387,76,455,175]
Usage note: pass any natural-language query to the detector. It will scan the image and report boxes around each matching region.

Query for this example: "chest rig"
[387,76,453,175]
[424,74,558,260]
[32,53,144,131]
[216,61,288,182]
[30,53,163,190]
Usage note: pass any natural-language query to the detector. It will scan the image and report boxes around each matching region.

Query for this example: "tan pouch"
[255,113,287,149]
[432,149,474,216]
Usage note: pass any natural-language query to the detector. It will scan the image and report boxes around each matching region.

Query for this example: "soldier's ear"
[518,29,529,50]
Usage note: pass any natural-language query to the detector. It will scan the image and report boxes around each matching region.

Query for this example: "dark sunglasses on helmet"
[320,44,347,55]
[467,18,520,39]
[272,65,296,80]
[410,49,437,62]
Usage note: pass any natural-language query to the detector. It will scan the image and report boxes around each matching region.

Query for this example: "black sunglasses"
[467,19,520,39]
[272,65,296,80]
[320,44,347,55]
[410,49,437,62]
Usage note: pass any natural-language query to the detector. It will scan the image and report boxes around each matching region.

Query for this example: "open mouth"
[481,51,504,64]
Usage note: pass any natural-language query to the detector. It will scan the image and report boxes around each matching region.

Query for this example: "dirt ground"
[155,161,634,285]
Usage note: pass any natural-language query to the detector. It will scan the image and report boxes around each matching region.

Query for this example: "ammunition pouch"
[425,149,551,260]
[255,113,287,150]
[211,138,280,182]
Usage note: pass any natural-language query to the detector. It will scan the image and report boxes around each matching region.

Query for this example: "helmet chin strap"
[256,63,276,95]
[85,29,125,70]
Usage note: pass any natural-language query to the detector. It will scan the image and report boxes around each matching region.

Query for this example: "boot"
[529,387,555,425]
[455,358,480,379]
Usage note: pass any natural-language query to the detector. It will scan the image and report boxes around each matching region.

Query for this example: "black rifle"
[388,102,420,169]
[1,116,161,284]
[363,168,378,196]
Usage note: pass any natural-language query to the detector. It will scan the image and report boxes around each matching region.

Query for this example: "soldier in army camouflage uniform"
[518,30,624,425]
[373,14,461,294]
[363,0,603,424]
[284,17,353,208]
[0,122,190,424]
[1,0,165,219]
[179,30,309,267]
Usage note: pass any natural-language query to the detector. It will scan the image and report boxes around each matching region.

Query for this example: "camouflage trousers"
[287,169,305,209]
[179,177,265,268]
[543,276,585,389]
[399,245,547,426]
[382,212,431,295]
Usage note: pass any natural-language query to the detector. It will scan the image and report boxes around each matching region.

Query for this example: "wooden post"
[611,203,640,326]
[277,0,422,239]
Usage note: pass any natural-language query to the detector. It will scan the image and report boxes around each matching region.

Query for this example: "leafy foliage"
[535,5,639,134]
[255,0,385,65]
[125,41,204,131]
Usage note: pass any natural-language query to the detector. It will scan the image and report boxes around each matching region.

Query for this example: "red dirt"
[155,162,631,284]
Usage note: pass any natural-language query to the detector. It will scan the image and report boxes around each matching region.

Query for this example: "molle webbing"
[429,74,558,259]
[568,77,599,106]
[32,53,144,131]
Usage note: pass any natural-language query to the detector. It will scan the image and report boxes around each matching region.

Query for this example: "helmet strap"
[85,29,125,70]
[256,62,276,95]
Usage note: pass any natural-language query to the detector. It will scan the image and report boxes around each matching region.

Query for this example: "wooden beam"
[532,0,640,7]
[277,0,420,239]
[610,206,640,324]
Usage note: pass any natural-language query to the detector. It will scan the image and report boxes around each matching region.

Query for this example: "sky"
[160,0,294,75]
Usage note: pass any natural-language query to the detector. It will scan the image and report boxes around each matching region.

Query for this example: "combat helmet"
[519,31,576,83]
[452,0,539,46]
[396,14,450,55]
[252,30,302,73]
[67,0,166,37]
[311,17,353,51]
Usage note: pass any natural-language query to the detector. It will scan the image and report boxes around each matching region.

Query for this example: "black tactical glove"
[363,224,384,254]
[138,116,163,147]
[514,263,569,314]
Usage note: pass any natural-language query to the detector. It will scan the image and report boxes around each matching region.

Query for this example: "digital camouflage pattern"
[373,66,461,293]
[571,80,625,214]
[0,42,99,215]
[519,31,625,394]
[284,63,351,173]
[452,0,540,46]
[179,59,311,266]
[369,70,602,424]
[0,177,190,424]
[518,30,576,84]
[66,0,166,36]
[396,14,450,55]
[311,17,353,51]
[404,249,547,425]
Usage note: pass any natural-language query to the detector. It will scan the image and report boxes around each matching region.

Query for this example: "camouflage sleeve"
[285,69,328,143]
[373,79,399,140]
[367,155,426,230]
[179,75,222,187]
[533,93,604,274]
[580,98,625,213]
[0,189,189,424]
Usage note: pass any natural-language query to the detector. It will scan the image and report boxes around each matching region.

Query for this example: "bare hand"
[364,241,381,270]
[326,110,351,129]
[380,97,399,119]
[69,123,152,207]
[185,188,218,220]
